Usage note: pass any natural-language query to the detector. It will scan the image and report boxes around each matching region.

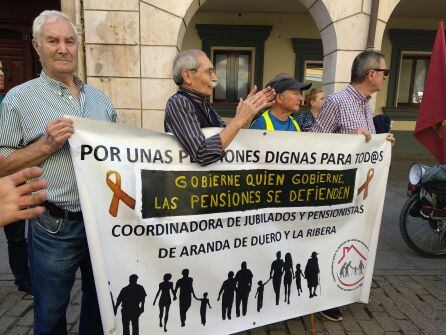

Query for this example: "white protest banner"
[69,116,391,335]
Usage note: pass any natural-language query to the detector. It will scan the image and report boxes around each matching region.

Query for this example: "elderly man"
[311,50,394,322]
[0,10,116,334]
[164,49,275,166]
[251,74,311,131]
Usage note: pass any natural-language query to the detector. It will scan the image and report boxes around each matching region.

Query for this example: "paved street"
[1,158,445,334]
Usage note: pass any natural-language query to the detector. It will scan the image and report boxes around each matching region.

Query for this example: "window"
[213,50,253,105]
[386,29,437,120]
[303,60,323,103]
[196,24,272,116]
[397,54,430,105]
[292,39,323,106]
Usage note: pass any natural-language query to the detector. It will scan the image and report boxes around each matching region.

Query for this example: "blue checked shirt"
[311,84,376,134]
[0,71,116,211]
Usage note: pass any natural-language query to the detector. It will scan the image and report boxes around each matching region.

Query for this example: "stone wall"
[77,0,402,131]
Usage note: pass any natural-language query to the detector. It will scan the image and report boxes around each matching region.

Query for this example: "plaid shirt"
[311,84,376,134]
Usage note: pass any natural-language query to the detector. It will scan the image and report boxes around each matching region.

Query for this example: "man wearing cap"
[250,75,311,131]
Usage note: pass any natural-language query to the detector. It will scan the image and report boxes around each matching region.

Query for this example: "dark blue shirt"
[295,110,316,132]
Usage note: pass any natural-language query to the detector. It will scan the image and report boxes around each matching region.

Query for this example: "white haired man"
[165,49,275,166]
[0,10,116,334]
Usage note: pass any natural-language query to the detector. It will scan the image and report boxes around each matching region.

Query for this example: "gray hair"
[32,10,78,45]
[351,50,385,84]
[172,49,207,86]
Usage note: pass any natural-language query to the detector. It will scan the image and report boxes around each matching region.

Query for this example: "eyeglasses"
[0,67,7,75]
[188,67,216,76]
[371,68,390,76]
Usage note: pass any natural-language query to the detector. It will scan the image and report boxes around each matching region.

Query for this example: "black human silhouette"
[235,261,253,317]
[153,273,175,332]
[293,264,305,297]
[218,271,236,320]
[174,269,197,327]
[339,263,348,278]
[304,252,320,298]
[358,260,365,275]
[254,278,271,312]
[114,274,147,335]
[283,253,294,304]
[195,292,212,326]
[345,261,353,276]
[269,251,284,305]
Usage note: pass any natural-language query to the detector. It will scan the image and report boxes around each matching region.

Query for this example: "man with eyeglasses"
[165,49,275,166]
[311,50,395,144]
[311,51,394,322]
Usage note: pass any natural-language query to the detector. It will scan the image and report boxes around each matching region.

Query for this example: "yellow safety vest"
[258,110,301,132]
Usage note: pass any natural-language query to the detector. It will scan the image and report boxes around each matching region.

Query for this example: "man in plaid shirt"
[312,50,395,144]
[311,50,394,322]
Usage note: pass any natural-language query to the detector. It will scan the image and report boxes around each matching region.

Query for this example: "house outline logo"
[331,239,369,291]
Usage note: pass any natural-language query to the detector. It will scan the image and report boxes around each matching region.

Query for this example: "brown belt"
[44,201,83,221]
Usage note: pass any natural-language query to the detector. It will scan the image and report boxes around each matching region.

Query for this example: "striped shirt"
[0,71,116,211]
[164,86,225,166]
[311,84,376,134]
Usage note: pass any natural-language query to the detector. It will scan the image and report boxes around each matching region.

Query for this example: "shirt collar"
[39,70,84,94]
[346,84,371,102]
[179,86,210,107]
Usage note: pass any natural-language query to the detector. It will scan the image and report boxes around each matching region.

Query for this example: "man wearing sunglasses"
[311,51,394,322]
[311,50,395,144]
[165,49,275,166]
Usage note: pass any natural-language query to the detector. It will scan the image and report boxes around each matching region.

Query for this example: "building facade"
[1,0,445,158]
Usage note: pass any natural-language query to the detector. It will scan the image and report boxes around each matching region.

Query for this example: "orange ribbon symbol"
[106,170,135,217]
[357,168,374,200]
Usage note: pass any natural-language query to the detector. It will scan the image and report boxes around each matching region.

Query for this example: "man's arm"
[0,118,74,177]
[165,97,224,166]
[165,87,274,166]
[0,167,47,227]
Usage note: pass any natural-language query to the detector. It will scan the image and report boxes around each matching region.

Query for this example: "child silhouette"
[294,264,305,297]
[254,278,271,312]
[195,292,212,326]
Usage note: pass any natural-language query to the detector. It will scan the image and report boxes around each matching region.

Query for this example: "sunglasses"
[0,66,7,75]
[372,68,390,76]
